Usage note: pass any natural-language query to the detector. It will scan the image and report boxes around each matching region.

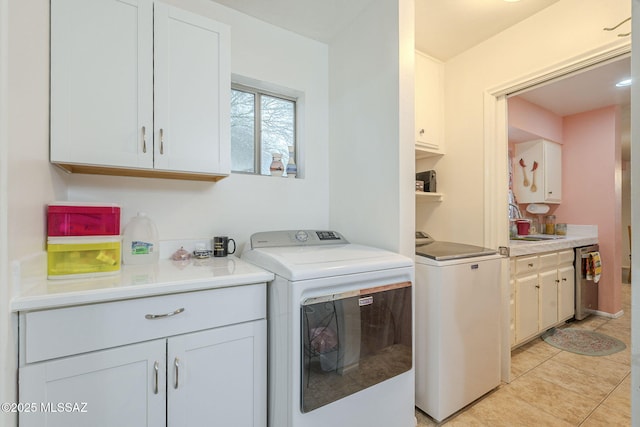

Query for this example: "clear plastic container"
[122,212,159,265]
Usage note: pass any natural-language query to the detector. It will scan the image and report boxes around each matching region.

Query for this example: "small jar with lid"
[544,215,556,235]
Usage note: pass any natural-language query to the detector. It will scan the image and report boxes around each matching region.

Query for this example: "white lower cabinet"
[19,284,266,427]
[511,250,575,347]
[20,340,166,427]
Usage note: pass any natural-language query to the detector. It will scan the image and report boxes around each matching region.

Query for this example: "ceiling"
[415,0,560,61]
[213,0,561,61]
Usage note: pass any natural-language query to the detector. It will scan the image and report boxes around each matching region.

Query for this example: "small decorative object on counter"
[213,236,236,257]
[122,212,159,265]
[555,223,567,236]
[193,243,213,259]
[416,180,424,192]
[269,153,284,176]
[286,146,297,178]
[171,246,191,261]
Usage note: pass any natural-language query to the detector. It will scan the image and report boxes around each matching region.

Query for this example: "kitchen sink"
[511,235,566,241]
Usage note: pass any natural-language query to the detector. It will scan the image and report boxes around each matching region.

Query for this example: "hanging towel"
[586,252,603,284]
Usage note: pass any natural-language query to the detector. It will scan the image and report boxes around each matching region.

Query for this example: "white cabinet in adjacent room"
[50,0,230,181]
[513,139,562,204]
[511,249,575,347]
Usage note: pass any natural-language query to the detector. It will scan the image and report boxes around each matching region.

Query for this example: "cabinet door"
[167,319,266,427]
[154,4,230,174]
[558,265,575,321]
[19,340,165,427]
[414,52,443,151]
[515,274,539,344]
[544,141,562,203]
[50,0,154,169]
[538,268,559,331]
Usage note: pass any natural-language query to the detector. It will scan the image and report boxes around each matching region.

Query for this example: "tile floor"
[416,282,631,426]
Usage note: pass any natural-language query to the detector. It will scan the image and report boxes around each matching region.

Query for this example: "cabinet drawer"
[22,283,265,364]
[515,256,538,275]
[538,252,558,269]
[558,249,574,265]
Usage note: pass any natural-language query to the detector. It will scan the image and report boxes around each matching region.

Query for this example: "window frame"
[231,82,298,176]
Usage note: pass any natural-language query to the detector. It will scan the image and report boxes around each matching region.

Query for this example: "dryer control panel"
[249,230,348,249]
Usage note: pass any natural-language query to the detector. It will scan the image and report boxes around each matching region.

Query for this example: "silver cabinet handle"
[153,361,159,394]
[174,358,180,389]
[159,128,164,155]
[145,307,185,320]
[142,126,147,153]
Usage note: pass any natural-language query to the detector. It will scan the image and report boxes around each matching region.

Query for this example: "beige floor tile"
[551,350,630,386]
[598,374,631,416]
[506,372,599,424]
[581,404,631,426]
[511,337,561,378]
[524,357,618,401]
[460,387,574,427]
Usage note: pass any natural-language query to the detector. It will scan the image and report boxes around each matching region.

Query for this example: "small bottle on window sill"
[286,146,297,178]
[269,153,284,176]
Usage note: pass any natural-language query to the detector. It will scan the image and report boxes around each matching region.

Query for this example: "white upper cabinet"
[514,139,562,204]
[415,51,444,156]
[50,0,230,181]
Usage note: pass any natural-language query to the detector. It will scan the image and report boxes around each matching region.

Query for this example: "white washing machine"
[242,230,415,427]
[414,232,502,422]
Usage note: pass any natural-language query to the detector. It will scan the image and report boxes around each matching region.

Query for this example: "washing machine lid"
[415,230,497,261]
[242,231,412,281]
[416,241,496,261]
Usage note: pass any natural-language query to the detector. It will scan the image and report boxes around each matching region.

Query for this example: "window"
[230,83,297,176]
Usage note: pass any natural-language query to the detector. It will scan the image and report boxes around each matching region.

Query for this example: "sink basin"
[511,234,566,242]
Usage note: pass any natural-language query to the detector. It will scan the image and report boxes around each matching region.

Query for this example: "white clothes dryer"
[242,230,414,427]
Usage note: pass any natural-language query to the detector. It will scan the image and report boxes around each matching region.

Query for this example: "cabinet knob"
[528,263,534,268]
[419,128,425,136]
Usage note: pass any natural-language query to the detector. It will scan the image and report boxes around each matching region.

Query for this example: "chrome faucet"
[509,203,523,220]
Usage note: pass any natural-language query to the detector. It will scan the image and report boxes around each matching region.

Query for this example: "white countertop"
[11,253,274,312]
[508,224,598,257]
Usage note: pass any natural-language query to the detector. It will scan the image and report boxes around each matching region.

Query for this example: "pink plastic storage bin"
[47,202,121,237]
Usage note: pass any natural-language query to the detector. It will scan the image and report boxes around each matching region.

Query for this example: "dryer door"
[300,281,412,413]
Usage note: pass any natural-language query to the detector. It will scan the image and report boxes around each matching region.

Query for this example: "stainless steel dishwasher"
[575,244,600,320]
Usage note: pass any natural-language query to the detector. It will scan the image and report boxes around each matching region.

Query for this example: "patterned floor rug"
[541,328,626,356]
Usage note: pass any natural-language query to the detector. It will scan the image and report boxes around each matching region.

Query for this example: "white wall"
[420,0,630,247]
[328,0,415,256]
[63,0,331,251]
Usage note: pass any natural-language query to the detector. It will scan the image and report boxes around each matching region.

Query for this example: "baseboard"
[589,309,624,319]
